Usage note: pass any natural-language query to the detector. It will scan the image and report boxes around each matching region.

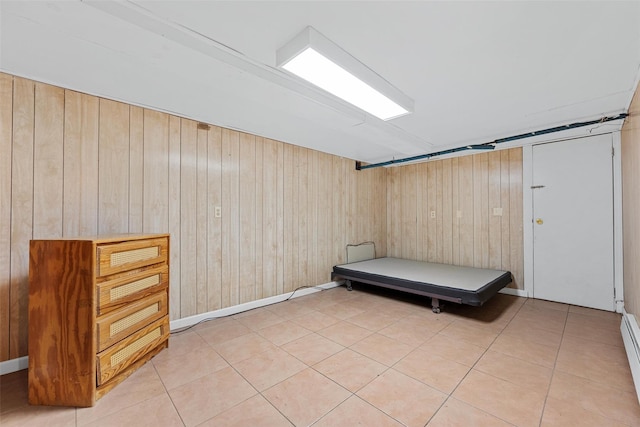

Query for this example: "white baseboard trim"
[621,309,640,404]
[0,355,28,375]
[0,282,344,376]
[499,287,529,298]
[170,281,343,330]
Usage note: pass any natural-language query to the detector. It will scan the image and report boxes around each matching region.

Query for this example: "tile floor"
[2,284,640,426]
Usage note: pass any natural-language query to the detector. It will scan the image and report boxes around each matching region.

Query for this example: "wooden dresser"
[28,234,170,407]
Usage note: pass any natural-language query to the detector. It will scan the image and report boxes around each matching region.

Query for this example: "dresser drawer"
[96,317,169,386]
[97,265,168,315]
[96,292,168,352]
[97,237,168,277]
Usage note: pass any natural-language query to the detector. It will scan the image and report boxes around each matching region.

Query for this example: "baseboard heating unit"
[621,310,640,404]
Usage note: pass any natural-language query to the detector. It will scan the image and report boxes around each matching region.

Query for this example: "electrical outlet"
[430,211,436,219]
[214,206,222,218]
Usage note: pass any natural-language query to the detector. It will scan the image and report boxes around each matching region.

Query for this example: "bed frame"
[331,243,512,313]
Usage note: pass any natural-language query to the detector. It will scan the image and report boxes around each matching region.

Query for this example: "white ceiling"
[2,1,640,164]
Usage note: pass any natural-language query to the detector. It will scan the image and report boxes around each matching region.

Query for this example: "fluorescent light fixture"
[277,27,413,121]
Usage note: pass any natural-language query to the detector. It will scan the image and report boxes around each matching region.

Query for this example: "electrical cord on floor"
[169,284,331,335]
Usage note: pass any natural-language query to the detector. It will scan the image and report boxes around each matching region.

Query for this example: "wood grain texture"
[0,73,13,361]
[129,106,144,233]
[168,115,182,320]
[207,126,222,310]
[622,84,640,315]
[63,90,99,236]
[2,75,391,362]
[180,119,198,316]
[28,235,169,406]
[386,148,524,289]
[196,126,208,312]
[33,83,64,240]
[28,240,96,407]
[239,132,256,303]
[10,77,34,359]
[98,99,130,234]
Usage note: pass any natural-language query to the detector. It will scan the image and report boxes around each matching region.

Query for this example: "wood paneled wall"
[0,73,387,362]
[622,85,640,317]
[386,150,524,289]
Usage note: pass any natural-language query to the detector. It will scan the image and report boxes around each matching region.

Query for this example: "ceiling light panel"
[277,26,414,121]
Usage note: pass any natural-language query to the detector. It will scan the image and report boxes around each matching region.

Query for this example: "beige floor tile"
[81,393,182,427]
[502,317,563,348]
[420,334,486,367]
[317,320,373,347]
[564,313,624,347]
[152,345,228,390]
[373,300,422,318]
[199,394,293,427]
[399,312,454,334]
[76,362,166,426]
[262,368,351,427]
[453,370,546,427]
[0,405,77,427]
[394,347,471,394]
[168,366,257,427]
[195,318,252,346]
[314,348,387,392]
[347,311,400,331]
[313,395,403,427]
[490,333,559,368]
[439,321,499,348]
[524,298,569,312]
[350,333,414,366]
[555,335,635,393]
[148,330,208,362]
[514,305,567,333]
[316,302,366,320]
[235,309,285,331]
[378,317,437,346]
[281,333,344,365]
[357,369,446,427]
[213,332,279,364]
[541,396,629,427]
[0,369,28,415]
[2,294,636,427]
[427,398,513,427]
[233,347,307,391]
[258,320,311,346]
[548,371,640,426]
[568,305,622,321]
[290,310,340,332]
[474,350,553,393]
[266,299,314,319]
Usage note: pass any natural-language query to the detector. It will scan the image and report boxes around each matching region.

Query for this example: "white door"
[532,134,614,311]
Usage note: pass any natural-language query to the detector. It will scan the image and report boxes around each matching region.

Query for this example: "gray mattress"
[331,257,512,307]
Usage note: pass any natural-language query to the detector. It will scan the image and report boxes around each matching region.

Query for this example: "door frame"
[522,131,623,312]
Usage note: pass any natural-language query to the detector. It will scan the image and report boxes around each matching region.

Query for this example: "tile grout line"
[536,305,570,427]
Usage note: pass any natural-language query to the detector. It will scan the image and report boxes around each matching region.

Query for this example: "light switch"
[430,211,436,219]
[214,206,222,218]
[493,207,503,216]
[456,210,462,218]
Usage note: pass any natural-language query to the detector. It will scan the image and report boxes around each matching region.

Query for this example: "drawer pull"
[110,247,159,267]
[110,274,161,302]
[109,303,160,337]
[110,327,162,367]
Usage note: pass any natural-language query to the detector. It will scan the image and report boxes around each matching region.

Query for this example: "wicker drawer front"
[96,292,168,352]
[97,238,168,277]
[96,265,168,315]
[97,317,169,386]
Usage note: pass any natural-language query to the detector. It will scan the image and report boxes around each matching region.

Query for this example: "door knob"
[536,218,543,225]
